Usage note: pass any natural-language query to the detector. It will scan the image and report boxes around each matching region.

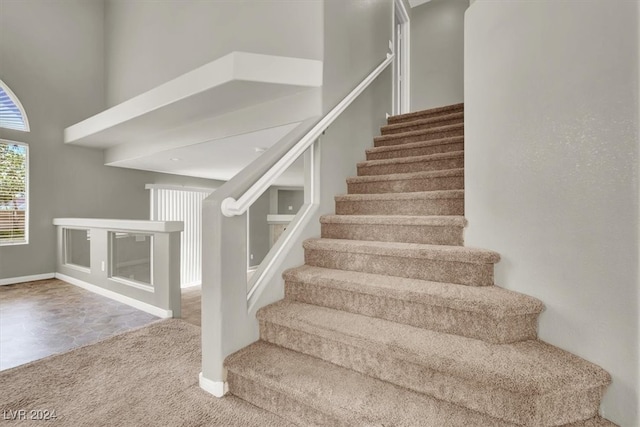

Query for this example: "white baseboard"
[199,372,228,397]
[0,273,55,286]
[55,273,172,319]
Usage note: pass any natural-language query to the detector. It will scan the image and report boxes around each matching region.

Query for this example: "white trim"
[109,276,154,293]
[53,218,183,233]
[0,273,55,286]
[221,52,394,217]
[246,207,252,269]
[199,373,228,397]
[0,79,30,132]
[394,0,411,114]
[266,214,295,223]
[145,184,217,193]
[55,272,172,318]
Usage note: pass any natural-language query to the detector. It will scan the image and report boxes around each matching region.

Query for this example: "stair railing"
[200,50,394,398]
[220,52,394,218]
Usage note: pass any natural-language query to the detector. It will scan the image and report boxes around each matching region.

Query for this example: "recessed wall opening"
[63,228,91,271]
[110,232,153,288]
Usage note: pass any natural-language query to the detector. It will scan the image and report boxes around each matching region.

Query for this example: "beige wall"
[465,1,639,424]
[105,0,324,106]
[410,0,468,111]
[0,0,222,280]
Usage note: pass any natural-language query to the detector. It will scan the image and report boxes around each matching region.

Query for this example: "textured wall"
[410,0,468,111]
[105,0,323,106]
[465,1,639,424]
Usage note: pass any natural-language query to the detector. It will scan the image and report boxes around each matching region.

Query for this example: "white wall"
[410,0,468,111]
[0,0,222,281]
[465,1,638,425]
[105,0,323,106]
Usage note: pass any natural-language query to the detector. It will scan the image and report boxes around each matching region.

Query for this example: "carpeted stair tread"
[225,341,517,427]
[283,265,543,318]
[335,190,464,216]
[258,301,610,396]
[348,167,463,183]
[373,123,464,147]
[359,151,463,168]
[320,214,465,245]
[347,168,464,193]
[381,111,464,135]
[388,103,464,125]
[283,265,542,343]
[258,301,612,425]
[335,189,464,202]
[303,237,495,285]
[320,214,466,227]
[303,238,499,264]
[366,136,464,160]
[357,151,464,176]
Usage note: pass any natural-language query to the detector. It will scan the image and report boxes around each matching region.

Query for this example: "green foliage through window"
[0,141,28,244]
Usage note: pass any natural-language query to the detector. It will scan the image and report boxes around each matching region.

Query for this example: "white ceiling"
[64,52,321,188]
[110,122,305,186]
[409,0,433,8]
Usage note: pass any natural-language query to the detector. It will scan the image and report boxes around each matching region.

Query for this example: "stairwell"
[224,103,616,426]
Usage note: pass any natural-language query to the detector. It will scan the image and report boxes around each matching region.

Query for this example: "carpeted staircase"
[224,103,616,426]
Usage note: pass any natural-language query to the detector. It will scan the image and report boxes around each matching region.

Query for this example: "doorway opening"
[393,0,410,115]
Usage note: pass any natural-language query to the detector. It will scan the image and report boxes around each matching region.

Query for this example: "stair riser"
[285,281,538,343]
[381,117,464,135]
[358,157,463,176]
[335,198,464,216]
[388,106,464,125]
[367,141,464,160]
[348,175,464,194]
[321,223,464,245]
[374,128,464,147]
[304,248,493,286]
[260,321,606,426]
[227,372,350,427]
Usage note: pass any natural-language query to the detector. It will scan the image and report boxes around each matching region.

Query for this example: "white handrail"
[220,51,394,217]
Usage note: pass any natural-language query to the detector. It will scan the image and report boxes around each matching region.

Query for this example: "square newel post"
[153,231,182,318]
[200,196,254,397]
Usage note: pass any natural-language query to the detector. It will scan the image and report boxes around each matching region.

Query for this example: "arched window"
[0,80,29,132]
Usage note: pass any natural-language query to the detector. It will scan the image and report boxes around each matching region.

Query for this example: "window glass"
[0,141,28,245]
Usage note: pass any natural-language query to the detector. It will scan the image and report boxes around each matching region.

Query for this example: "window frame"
[0,79,30,132]
[0,139,29,246]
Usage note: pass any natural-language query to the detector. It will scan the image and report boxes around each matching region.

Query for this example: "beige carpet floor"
[0,319,292,426]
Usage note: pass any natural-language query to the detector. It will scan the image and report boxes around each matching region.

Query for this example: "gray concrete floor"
[0,278,201,371]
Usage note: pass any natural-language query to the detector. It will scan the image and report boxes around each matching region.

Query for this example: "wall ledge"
[53,218,183,233]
